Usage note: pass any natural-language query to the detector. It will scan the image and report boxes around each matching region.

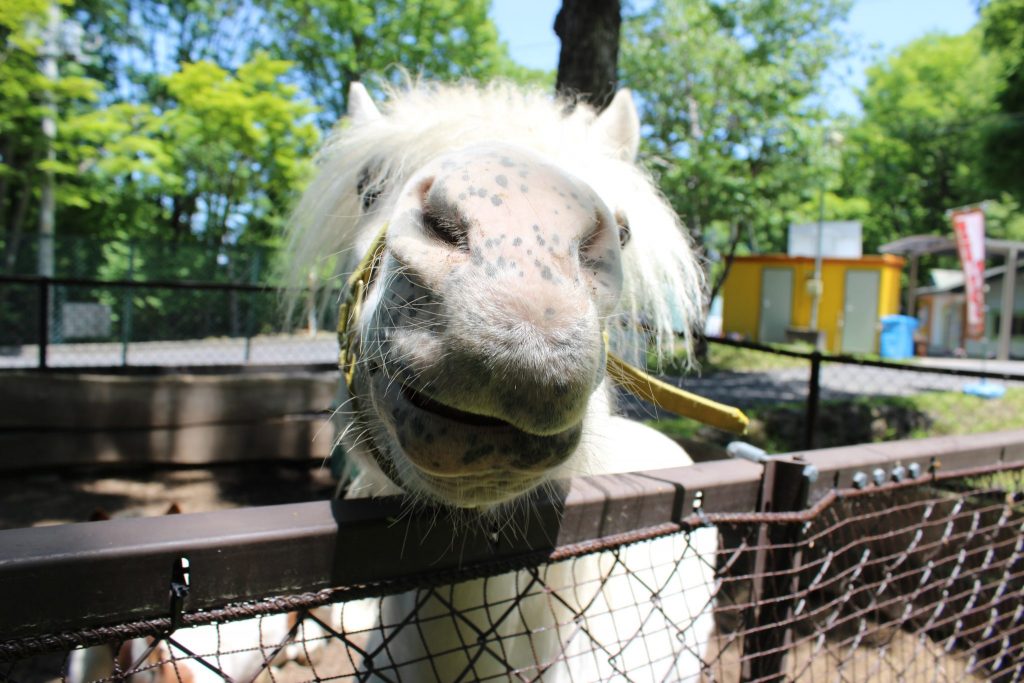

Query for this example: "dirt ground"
[703,628,987,683]
[0,464,337,530]
[1,465,338,683]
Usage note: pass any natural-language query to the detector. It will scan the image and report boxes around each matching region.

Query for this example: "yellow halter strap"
[337,224,749,435]
[605,344,748,434]
[337,224,389,393]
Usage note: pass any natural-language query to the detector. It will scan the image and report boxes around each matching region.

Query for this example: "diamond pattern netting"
[4,465,1023,683]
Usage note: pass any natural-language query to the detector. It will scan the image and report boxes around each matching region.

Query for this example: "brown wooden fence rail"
[2,430,1024,681]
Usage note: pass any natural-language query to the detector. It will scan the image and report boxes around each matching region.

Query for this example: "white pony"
[286,81,718,681]
[67,81,718,683]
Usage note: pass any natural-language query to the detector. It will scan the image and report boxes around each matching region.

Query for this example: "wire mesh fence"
[0,276,342,368]
[1,433,1022,682]
[653,337,1024,454]
[2,275,1023,453]
[771,467,1024,682]
[3,234,278,284]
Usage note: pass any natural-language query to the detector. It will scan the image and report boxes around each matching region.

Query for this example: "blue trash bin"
[879,315,919,359]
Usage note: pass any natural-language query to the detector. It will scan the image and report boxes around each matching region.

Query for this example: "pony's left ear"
[593,89,641,161]
[348,82,381,124]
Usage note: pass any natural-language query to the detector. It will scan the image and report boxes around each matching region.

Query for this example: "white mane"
[286,80,705,364]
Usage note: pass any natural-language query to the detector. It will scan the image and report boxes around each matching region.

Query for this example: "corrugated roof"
[879,235,958,256]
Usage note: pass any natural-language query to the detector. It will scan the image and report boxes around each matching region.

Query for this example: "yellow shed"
[721,254,905,354]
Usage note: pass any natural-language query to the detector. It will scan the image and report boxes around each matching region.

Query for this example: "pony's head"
[288,81,704,509]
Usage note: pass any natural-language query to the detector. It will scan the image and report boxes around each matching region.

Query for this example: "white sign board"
[62,302,112,339]
[788,221,863,258]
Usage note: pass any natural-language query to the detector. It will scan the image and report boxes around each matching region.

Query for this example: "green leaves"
[978,0,1024,197]
[262,0,545,128]
[843,31,1001,250]
[155,53,319,243]
[2,0,543,280]
[622,0,1023,268]
[621,0,852,257]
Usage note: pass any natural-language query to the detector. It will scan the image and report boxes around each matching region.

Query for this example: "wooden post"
[742,457,816,682]
[997,247,1018,361]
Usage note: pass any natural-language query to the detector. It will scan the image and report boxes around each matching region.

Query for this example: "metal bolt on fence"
[872,467,887,485]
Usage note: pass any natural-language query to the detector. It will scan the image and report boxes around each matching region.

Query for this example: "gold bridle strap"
[338,224,389,393]
[337,224,749,435]
[606,349,749,434]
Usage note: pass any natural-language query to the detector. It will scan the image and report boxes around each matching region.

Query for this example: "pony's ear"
[348,82,381,124]
[593,89,641,161]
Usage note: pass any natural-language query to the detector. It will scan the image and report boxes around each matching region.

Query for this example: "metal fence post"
[121,242,134,367]
[37,278,50,369]
[742,456,817,682]
[804,351,821,450]
[243,252,260,364]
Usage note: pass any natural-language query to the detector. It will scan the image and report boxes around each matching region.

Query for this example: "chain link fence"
[2,276,1023,453]
[3,234,278,283]
[648,337,1024,455]
[1,433,1022,682]
[0,276,342,368]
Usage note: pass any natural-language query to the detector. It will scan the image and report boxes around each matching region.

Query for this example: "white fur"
[286,80,705,363]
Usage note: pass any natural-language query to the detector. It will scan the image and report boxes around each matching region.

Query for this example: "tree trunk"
[554,0,621,110]
[709,220,745,307]
[3,178,32,274]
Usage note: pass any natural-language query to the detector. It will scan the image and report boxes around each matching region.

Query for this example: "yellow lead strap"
[338,223,749,435]
[606,350,750,435]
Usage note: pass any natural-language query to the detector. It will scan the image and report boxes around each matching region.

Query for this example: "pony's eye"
[616,211,631,247]
[357,166,383,211]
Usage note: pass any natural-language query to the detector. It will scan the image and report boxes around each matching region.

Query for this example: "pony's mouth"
[400,382,509,428]
[358,357,585,509]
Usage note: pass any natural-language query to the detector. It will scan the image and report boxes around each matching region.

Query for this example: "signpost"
[950,207,987,340]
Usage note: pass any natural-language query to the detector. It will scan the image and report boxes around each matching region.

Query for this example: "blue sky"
[490,0,978,115]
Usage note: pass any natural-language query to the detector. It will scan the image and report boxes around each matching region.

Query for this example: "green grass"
[647,341,810,376]
[897,386,1024,438]
[647,415,707,442]
[703,343,809,372]
[647,386,1024,454]
[965,470,1024,495]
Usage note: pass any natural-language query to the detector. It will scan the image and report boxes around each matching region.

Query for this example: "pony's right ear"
[348,82,381,124]
[593,89,641,161]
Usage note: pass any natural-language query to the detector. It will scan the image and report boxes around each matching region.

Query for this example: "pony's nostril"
[418,179,470,250]
[422,208,467,248]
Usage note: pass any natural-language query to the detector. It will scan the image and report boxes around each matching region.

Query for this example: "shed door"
[759,268,793,343]
[841,270,880,353]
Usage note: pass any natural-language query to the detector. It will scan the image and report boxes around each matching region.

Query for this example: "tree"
[48,51,319,285]
[0,0,117,273]
[554,0,621,109]
[620,0,852,259]
[3,0,555,283]
[840,31,1001,251]
[979,0,1024,199]
[156,54,318,245]
[262,0,541,129]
